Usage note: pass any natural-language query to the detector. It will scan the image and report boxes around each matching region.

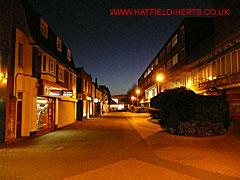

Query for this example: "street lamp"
[136,89,140,106]
[156,74,163,94]
[131,96,135,105]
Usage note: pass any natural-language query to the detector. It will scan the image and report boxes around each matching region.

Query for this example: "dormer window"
[40,17,48,39]
[56,36,62,52]
[67,49,71,61]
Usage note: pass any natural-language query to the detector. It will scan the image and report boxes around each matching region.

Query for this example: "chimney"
[95,78,98,85]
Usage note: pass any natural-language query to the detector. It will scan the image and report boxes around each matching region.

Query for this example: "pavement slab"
[65,158,198,180]
[0,112,240,180]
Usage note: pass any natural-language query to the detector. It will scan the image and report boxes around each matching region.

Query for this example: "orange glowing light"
[156,74,163,82]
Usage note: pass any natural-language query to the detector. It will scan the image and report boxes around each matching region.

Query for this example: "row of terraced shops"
[0,0,110,144]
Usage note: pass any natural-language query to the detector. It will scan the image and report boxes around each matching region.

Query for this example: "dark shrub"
[150,87,229,136]
[178,121,226,136]
[149,108,161,119]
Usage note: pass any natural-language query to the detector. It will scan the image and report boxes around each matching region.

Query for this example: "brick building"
[138,17,214,106]
[76,67,93,120]
[110,94,129,111]
[99,85,111,113]
[138,0,240,131]
[0,0,78,143]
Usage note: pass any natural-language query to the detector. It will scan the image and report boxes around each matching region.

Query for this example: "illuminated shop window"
[36,97,55,131]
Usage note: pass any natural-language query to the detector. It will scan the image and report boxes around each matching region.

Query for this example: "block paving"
[0,112,239,180]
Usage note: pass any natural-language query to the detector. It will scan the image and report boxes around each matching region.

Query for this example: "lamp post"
[131,96,135,105]
[136,89,140,106]
[156,74,163,94]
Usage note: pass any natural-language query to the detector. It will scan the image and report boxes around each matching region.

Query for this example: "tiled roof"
[22,0,76,72]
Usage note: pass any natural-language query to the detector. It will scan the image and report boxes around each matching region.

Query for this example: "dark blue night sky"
[29,0,212,95]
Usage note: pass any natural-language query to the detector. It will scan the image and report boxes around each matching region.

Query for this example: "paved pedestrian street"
[0,112,240,180]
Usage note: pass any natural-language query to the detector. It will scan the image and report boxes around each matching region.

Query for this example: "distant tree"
[126,83,138,104]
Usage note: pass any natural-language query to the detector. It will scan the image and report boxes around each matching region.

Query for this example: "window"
[144,71,148,78]
[186,73,192,87]
[166,42,171,53]
[172,34,178,47]
[226,54,231,75]
[83,79,86,91]
[145,90,148,100]
[238,50,240,72]
[43,55,46,71]
[174,80,180,88]
[67,49,71,61]
[217,59,221,77]
[86,81,88,93]
[162,49,165,57]
[204,65,209,81]
[49,58,55,74]
[180,25,184,39]
[172,54,178,66]
[69,74,72,85]
[56,36,62,52]
[208,63,213,80]
[54,61,56,74]
[232,51,237,74]
[212,61,216,79]
[148,79,150,85]
[40,17,48,39]
[18,42,23,67]
[155,58,158,65]
[199,67,205,83]
[89,83,91,94]
[58,68,64,82]
[167,59,172,69]
[159,52,162,60]
[72,76,76,86]
[160,66,165,73]
[192,70,198,85]
[181,48,185,59]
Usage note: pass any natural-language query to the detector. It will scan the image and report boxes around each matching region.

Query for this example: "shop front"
[36,80,77,134]
[36,97,55,134]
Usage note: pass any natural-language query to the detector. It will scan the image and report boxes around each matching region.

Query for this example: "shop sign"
[63,90,73,96]
[49,90,73,97]
[49,90,62,96]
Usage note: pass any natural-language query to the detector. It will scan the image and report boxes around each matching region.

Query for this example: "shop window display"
[36,97,55,131]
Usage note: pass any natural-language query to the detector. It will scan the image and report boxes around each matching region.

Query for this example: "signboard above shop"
[49,90,73,97]
[63,90,73,96]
